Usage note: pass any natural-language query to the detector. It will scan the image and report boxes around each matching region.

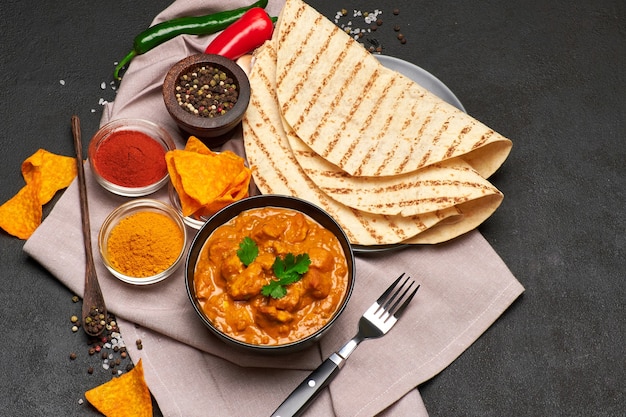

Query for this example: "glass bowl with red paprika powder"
[88,118,176,197]
[98,198,187,285]
[162,53,250,148]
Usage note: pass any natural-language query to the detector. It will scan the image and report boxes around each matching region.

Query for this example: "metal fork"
[270,273,420,417]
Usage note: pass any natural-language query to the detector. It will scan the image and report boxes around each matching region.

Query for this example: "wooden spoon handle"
[71,115,95,268]
[72,115,106,337]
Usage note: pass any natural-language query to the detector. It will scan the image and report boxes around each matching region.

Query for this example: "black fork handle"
[270,353,343,417]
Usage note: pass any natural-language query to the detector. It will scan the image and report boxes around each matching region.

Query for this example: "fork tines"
[377,273,420,320]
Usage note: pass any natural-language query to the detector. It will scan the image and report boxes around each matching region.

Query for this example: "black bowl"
[185,195,356,354]
[163,53,251,147]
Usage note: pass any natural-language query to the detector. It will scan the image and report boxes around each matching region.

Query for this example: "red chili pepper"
[204,7,274,60]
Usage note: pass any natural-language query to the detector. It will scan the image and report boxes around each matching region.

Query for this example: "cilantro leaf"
[237,237,258,267]
[261,253,311,299]
[261,280,288,299]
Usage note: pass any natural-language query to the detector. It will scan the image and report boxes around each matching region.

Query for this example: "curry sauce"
[194,207,349,346]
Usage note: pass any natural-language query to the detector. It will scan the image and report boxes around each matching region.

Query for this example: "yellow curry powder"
[106,211,184,277]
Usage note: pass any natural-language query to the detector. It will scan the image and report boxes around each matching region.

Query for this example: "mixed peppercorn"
[68,295,134,376]
[84,305,106,335]
[175,65,239,118]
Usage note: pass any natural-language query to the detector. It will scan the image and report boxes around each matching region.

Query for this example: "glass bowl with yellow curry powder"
[99,199,187,285]
[88,118,176,197]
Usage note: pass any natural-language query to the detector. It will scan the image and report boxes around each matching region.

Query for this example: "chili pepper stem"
[114,50,137,81]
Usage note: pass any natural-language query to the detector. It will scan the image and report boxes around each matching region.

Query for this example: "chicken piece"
[283,213,309,243]
[220,253,243,282]
[257,305,294,323]
[223,300,254,333]
[208,239,236,265]
[268,240,290,255]
[308,247,334,272]
[303,267,332,299]
[194,271,214,300]
[227,262,267,300]
[270,281,303,312]
[259,219,286,239]
[256,252,275,271]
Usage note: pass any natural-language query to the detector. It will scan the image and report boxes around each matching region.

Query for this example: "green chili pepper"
[113,0,269,81]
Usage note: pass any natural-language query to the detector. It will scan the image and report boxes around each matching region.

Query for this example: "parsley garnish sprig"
[236,237,310,299]
[237,236,258,267]
[263,253,311,299]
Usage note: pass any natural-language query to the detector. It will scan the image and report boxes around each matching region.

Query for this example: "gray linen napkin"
[23,0,524,415]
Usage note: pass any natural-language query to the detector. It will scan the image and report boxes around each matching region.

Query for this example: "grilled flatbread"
[285,120,503,217]
[274,0,512,178]
[242,41,504,245]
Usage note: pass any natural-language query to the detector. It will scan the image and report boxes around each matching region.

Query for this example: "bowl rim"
[99,198,188,285]
[185,194,356,353]
[162,53,251,131]
[88,118,175,197]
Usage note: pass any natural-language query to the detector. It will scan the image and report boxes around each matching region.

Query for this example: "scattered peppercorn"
[334,7,407,53]
[136,339,143,350]
[175,65,239,118]
[68,301,133,378]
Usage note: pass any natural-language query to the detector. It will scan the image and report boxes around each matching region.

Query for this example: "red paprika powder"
[92,130,167,188]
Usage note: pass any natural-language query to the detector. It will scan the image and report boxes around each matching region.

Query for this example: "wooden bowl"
[162,54,250,147]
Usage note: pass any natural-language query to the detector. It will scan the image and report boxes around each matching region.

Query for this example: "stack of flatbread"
[242,0,512,247]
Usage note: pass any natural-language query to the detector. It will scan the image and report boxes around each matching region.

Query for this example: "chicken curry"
[194,207,349,346]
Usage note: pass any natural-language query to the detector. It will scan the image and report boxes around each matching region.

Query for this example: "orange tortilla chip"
[165,137,251,218]
[0,185,43,239]
[85,359,152,417]
[22,149,77,204]
[0,149,76,239]
[183,135,213,155]
[166,151,205,216]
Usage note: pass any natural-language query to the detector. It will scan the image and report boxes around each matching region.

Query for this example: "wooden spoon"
[71,115,107,337]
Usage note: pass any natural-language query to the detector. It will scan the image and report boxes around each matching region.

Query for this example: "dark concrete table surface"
[1,1,623,416]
